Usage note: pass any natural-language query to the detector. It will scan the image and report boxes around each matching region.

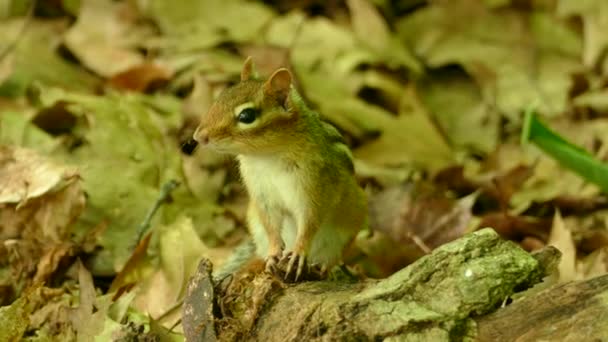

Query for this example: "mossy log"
[184,228,565,341]
[184,228,608,341]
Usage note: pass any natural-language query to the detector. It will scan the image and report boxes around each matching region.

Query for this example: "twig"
[0,0,36,63]
[133,179,180,248]
[168,318,182,333]
[156,299,183,322]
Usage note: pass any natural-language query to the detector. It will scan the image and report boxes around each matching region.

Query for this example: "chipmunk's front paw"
[264,254,281,274]
[280,250,307,282]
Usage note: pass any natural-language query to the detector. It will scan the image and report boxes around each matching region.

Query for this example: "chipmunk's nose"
[194,127,210,144]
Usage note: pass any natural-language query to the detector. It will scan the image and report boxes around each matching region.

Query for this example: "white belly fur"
[239,155,306,250]
[239,154,353,266]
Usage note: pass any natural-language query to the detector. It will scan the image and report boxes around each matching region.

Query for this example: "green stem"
[522,108,608,193]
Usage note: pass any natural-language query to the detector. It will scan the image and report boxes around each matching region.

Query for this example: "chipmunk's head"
[193,57,298,155]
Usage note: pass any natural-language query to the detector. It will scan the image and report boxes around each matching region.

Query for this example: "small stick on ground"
[133,179,180,248]
[0,0,36,62]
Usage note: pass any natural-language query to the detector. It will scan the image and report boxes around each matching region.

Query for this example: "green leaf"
[0,111,58,153]
[142,0,275,52]
[34,88,216,271]
[522,108,608,193]
[0,19,99,97]
[418,68,499,154]
[396,1,582,120]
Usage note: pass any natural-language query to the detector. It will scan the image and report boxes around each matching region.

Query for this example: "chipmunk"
[192,57,367,281]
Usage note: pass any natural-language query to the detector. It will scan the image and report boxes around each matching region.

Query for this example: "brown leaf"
[33,242,76,284]
[0,179,84,243]
[579,228,608,254]
[355,229,421,277]
[0,146,84,290]
[477,212,551,242]
[365,182,475,274]
[63,0,148,77]
[0,145,80,210]
[238,45,290,78]
[579,248,608,280]
[434,165,478,194]
[435,164,534,209]
[371,183,474,248]
[520,236,546,252]
[524,195,608,217]
[70,261,105,340]
[108,63,172,92]
[109,233,152,294]
[27,287,74,336]
[491,165,535,209]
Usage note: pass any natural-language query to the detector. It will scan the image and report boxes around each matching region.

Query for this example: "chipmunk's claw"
[319,264,328,277]
[281,251,307,282]
[264,254,281,274]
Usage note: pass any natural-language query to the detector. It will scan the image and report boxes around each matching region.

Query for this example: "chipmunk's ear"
[264,68,292,107]
[241,56,255,81]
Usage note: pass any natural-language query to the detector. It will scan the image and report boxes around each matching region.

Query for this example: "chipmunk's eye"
[237,107,258,124]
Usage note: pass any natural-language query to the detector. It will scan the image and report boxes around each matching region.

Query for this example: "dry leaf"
[109,233,153,294]
[33,242,76,284]
[579,247,608,279]
[365,182,475,274]
[0,145,79,207]
[63,0,147,77]
[347,0,390,52]
[353,85,454,172]
[127,216,229,327]
[558,0,608,68]
[108,63,173,92]
[547,211,577,282]
[477,212,550,243]
[70,261,107,340]
[0,146,84,288]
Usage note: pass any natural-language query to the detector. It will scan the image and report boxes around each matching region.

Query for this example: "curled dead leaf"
[0,146,84,291]
[108,63,173,92]
[33,242,76,284]
[364,182,475,275]
[0,145,79,206]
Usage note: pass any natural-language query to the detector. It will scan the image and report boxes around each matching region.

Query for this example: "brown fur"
[195,58,367,280]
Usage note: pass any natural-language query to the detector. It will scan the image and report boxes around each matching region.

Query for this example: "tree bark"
[476,274,608,341]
